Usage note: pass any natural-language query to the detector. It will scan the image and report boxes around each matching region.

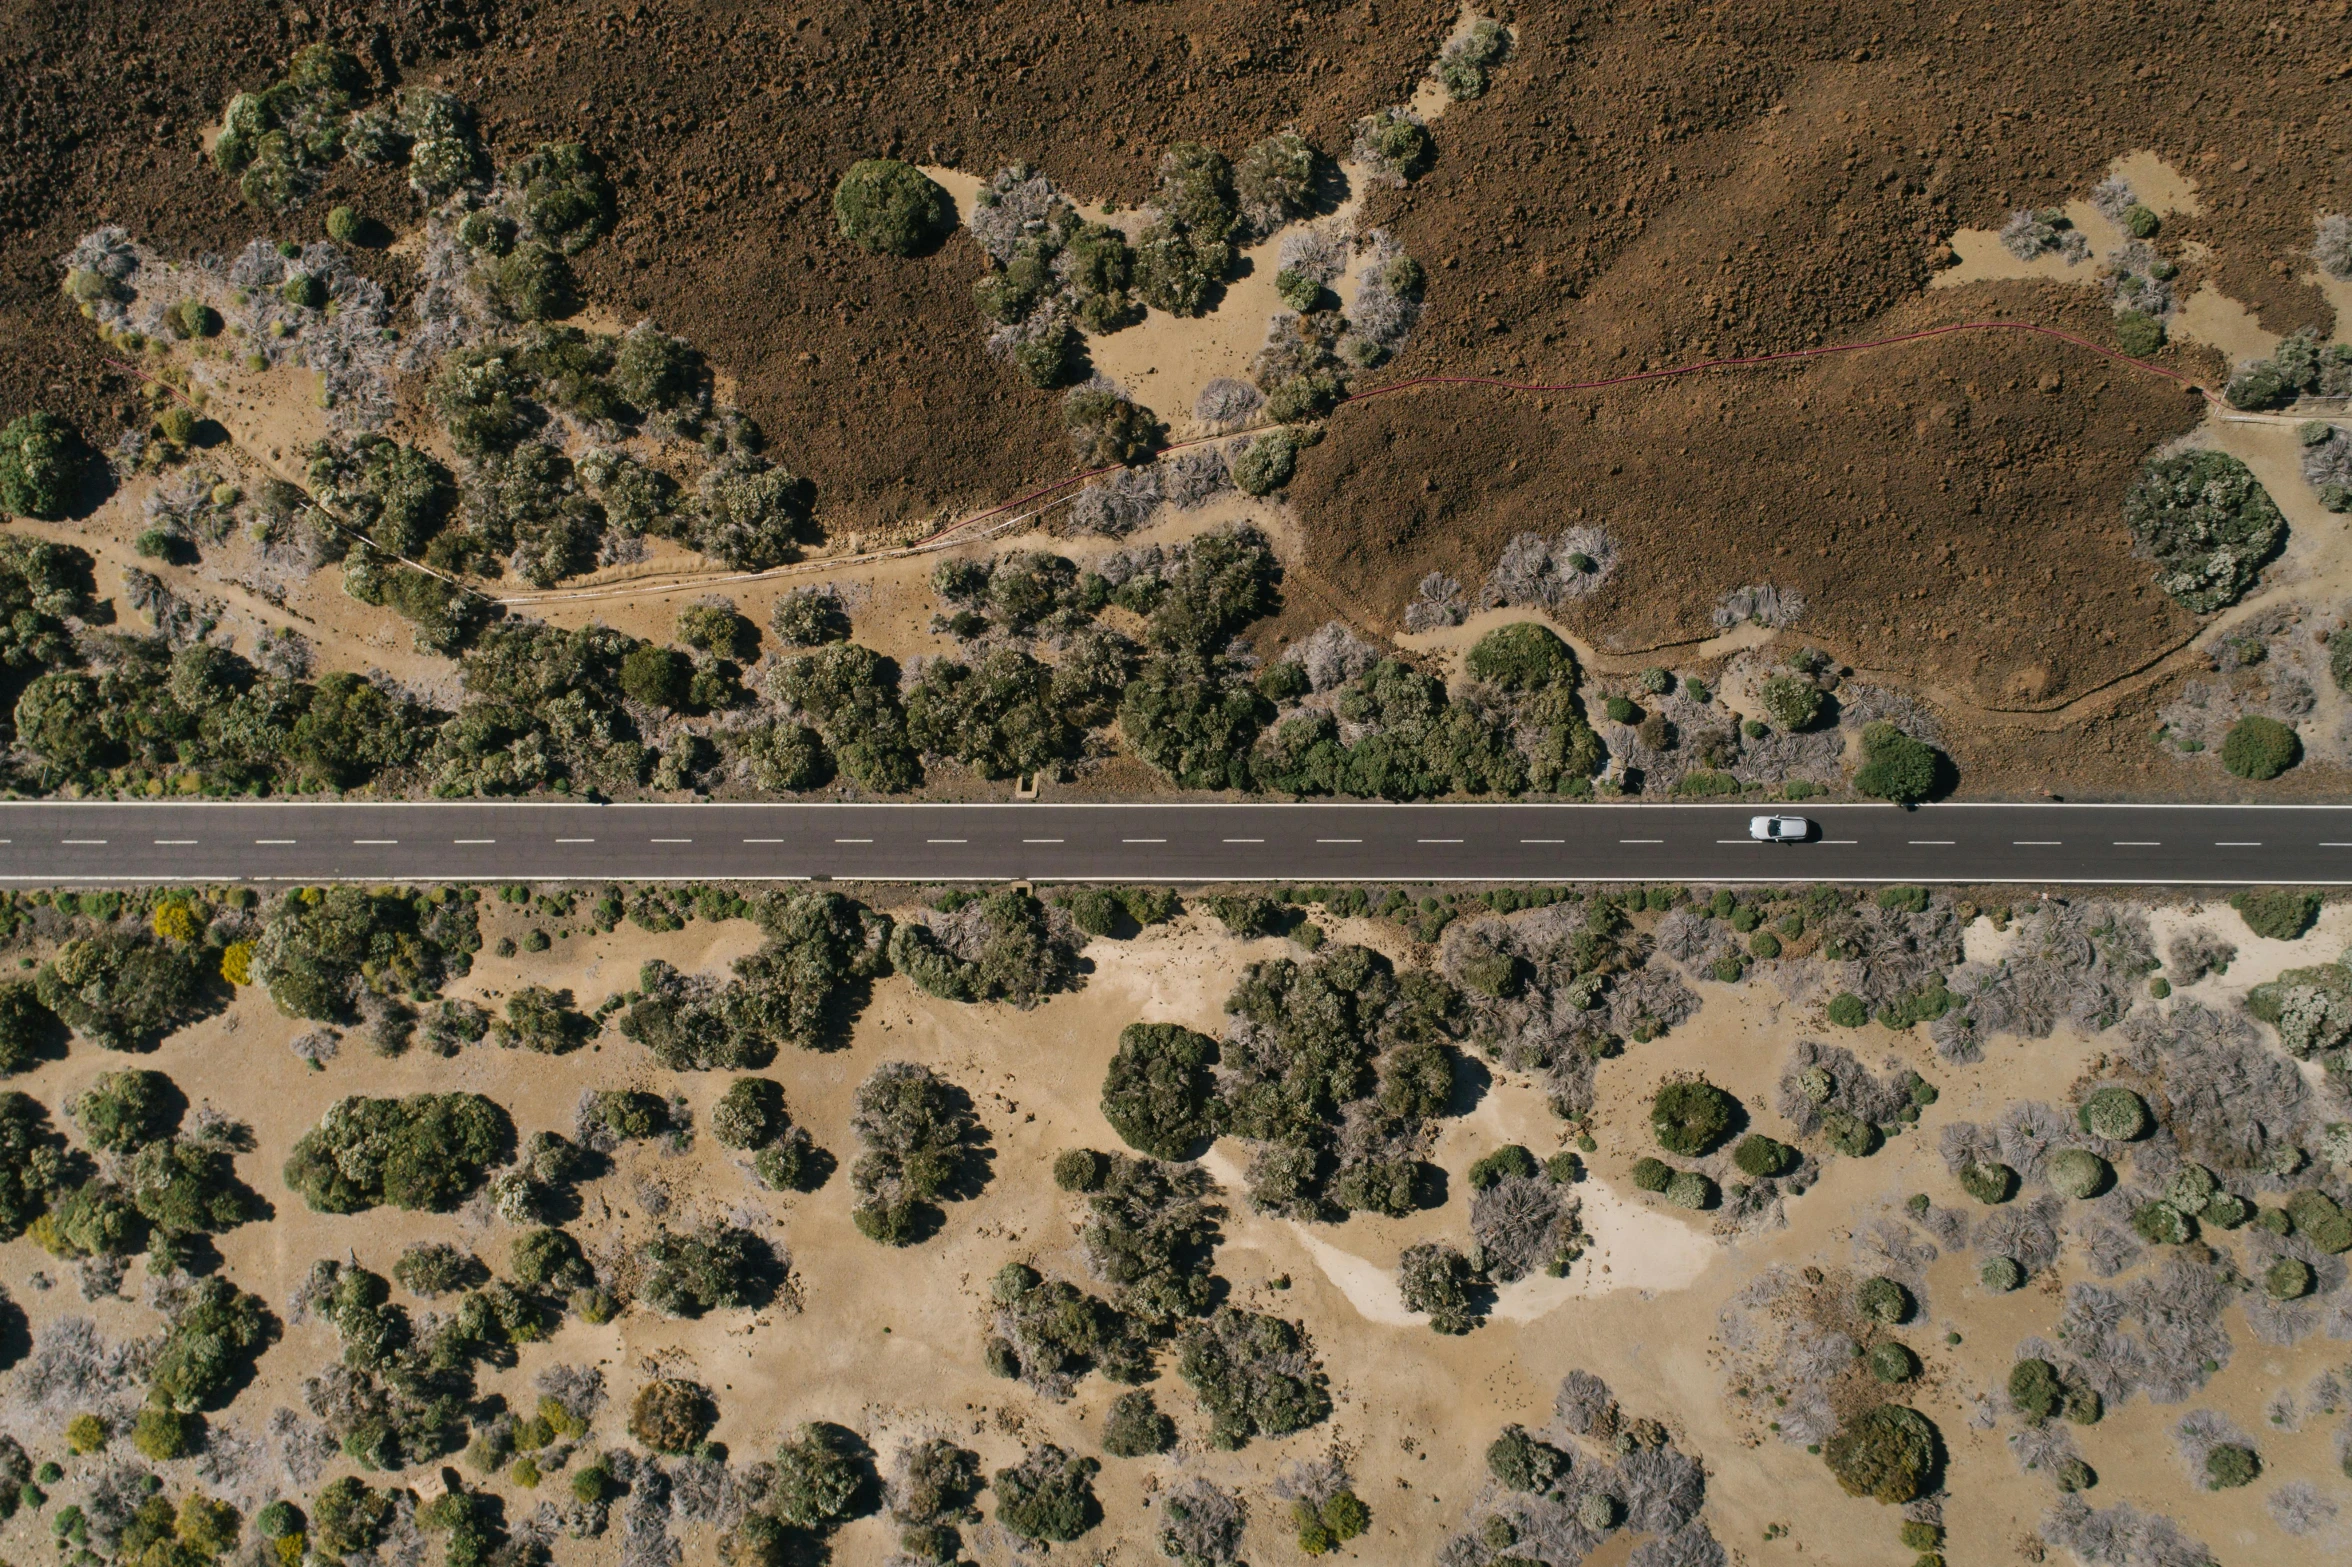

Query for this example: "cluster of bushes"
[1058,1148,1223,1326]
[211,45,392,210]
[1397,1240,1483,1334]
[1176,1306,1331,1448]
[964,166,1137,387]
[620,889,890,1062]
[639,1221,778,1316]
[283,1092,512,1213]
[2224,328,2352,410]
[985,1261,1151,1394]
[13,627,437,798]
[36,1069,263,1268]
[1051,884,1181,940]
[888,888,1081,1008]
[251,885,480,1021]
[1254,624,1603,799]
[711,1076,831,1193]
[36,929,221,1052]
[849,1061,987,1245]
[993,1444,1100,1543]
[2123,449,2286,614]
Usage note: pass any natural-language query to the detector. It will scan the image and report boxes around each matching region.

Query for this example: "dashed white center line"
[1821,839,1858,845]
[1316,838,1363,844]
[2215,840,2261,847]
[154,839,197,845]
[1222,838,1264,844]
[1123,837,1166,844]
[555,837,594,843]
[1908,839,1955,846]
[1023,838,1064,844]
[834,838,872,844]
[927,838,967,844]
[353,839,396,845]
[1620,838,1664,845]
[453,838,494,844]
[61,838,106,845]
[256,838,295,845]
[742,838,783,844]
[1417,838,1464,844]
[2113,840,2161,847]
[1520,838,1564,844]
[2013,840,2062,846]
[1715,838,1763,844]
[650,838,692,844]
[2323,842,2352,848]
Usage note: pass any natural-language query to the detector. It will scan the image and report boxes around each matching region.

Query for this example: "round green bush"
[1052,1148,1108,1192]
[1575,1492,1617,1531]
[2113,309,2165,357]
[2049,1148,2112,1199]
[1959,1161,2018,1205]
[2202,1191,2250,1228]
[2164,1163,2216,1215]
[2009,1358,2063,1422]
[1868,1342,1919,1384]
[1749,930,1782,960]
[2079,1087,2151,1142]
[1231,432,1297,495]
[1853,721,1942,804]
[1856,1275,1913,1324]
[2221,714,2301,780]
[2264,1257,2314,1300]
[2203,1444,2259,1490]
[1826,993,1869,1028]
[1733,1134,1797,1179]
[832,159,951,256]
[1650,1078,1739,1156]
[1821,1404,1941,1505]
[2131,1200,2193,1245]
[1979,1255,2024,1292]
[1629,1157,1672,1193]
[1663,1170,1716,1210]
[1822,1110,1882,1159]
[326,205,361,243]
[1604,694,1638,724]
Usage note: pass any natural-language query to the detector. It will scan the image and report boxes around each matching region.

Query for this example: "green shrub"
[1065,386,1162,467]
[712,1077,788,1150]
[1355,106,1432,182]
[2286,1188,2352,1253]
[1231,431,1297,495]
[1439,17,1511,98]
[1102,1389,1175,1456]
[1854,721,1943,804]
[2077,1086,2151,1141]
[1857,1275,1913,1324]
[887,888,1077,1008]
[510,1227,590,1291]
[833,159,950,255]
[394,1241,486,1297]
[2049,1147,2112,1199]
[311,1478,394,1558]
[1630,1157,1672,1193]
[1397,1242,1478,1335]
[627,1378,715,1453]
[326,205,361,243]
[1822,1405,1941,1504]
[2232,888,2320,941]
[849,1061,983,1244]
[2131,1200,2193,1245]
[1467,1144,1539,1191]
[1869,1342,1919,1383]
[1980,1255,2024,1291]
[148,1274,272,1413]
[1733,1134,1797,1178]
[1100,1022,1220,1160]
[771,643,919,791]
[993,1444,1099,1542]
[1664,1170,1715,1210]
[2114,309,2165,356]
[2265,1256,2316,1299]
[489,984,591,1054]
[2009,1358,2062,1421]
[1486,1425,1568,1492]
[2221,714,2300,779]
[640,1221,775,1315]
[2204,1444,2259,1489]
[1959,1161,2018,1205]
[73,1068,183,1153]
[2124,449,2285,612]
[1650,1079,1738,1156]
[1758,674,1824,730]
[1826,992,1868,1028]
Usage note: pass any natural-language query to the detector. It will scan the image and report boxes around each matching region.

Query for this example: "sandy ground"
[5,889,2350,1566]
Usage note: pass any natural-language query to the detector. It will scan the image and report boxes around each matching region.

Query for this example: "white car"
[1750,814,1812,843]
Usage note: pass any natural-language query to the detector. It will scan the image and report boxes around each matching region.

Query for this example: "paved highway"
[0,801,2349,886]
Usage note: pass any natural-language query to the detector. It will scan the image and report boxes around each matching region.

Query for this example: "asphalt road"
[2,801,2351,886]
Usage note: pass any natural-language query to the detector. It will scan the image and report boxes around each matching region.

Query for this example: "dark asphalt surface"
[1,801,2350,885]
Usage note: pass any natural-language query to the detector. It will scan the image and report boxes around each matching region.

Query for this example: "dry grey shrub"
[252,625,314,679]
[268,1406,336,1487]
[1712,583,1804,630]
[2090,177,2140,224]
[1064,463,1163,537]
[1158,1477,1246,1566]
[1342,230,1422,363]
[1629,1522,1727,1567]
[13,1316,153,1425]
[1194,377,1263,429]
[2051,1260,2235,1407]
[1821,895,1966,1017]
[1555,1369,1615,1435]
[2167,929,2236,985]
[1273,1453,1350,1511]
[2117,1001,2314,1176]
[2314,214,2352,282]
[1912,1198,1970,1252]
[1403,571,1467,632]
[2001,209,2091,263]
[1442,905,1694,1120]
[1481,525,1618,610]
[1472,1173,1578,1283]
[1276,226,1350,284]
[1933,902,2154,1063]
[1162,445,1234,509]
[1713,1268,1852,1446]
[1654,908,1735,973]
[84,1461,165,1552]
[1281,621,1381,694]
[290,1028,341,1066]
[537,1362,605,1422]
[2269,1480,2337,1537]
[2043,1493,2215,1567]
[2301,424,2352,494]
[2104,240,2175,318]
[2156,607,2337,766]
[2170,1408,2248,1479]
[967,165,1067,265]
[1775,1040,1915,1137]
[1977,1195,2065,1274]
[2239,1233,2347,1347]
[2010,1418,2083,1484]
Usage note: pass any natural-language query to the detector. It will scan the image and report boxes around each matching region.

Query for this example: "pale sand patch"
[2105,149,2204,217]
[2172,280,2281,364]
[1931,151,2192,293]
[1961,909,2018,966]
[2308,269,2352,346]
[2145,898,2352,1007]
